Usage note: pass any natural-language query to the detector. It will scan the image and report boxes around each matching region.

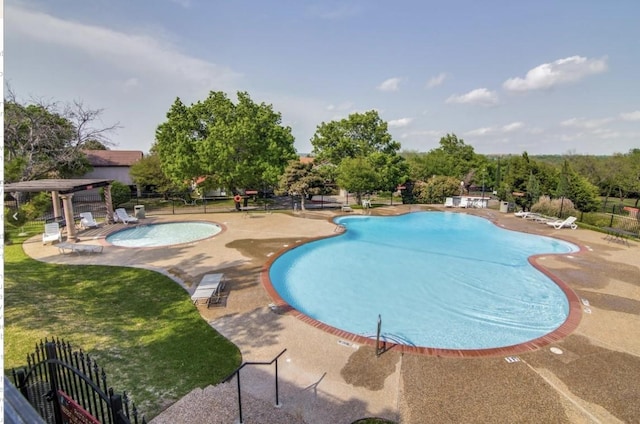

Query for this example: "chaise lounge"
[79,212,100,229]
[191,273,226,308]
[546,216,578,230]
[114,208,138,224]
[42,223,62,245]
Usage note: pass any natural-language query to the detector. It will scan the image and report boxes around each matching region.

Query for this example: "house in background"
[79,150,143,198]
[82,150,143,185]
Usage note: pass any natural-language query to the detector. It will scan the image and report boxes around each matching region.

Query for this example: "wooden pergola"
[4,179,114,241]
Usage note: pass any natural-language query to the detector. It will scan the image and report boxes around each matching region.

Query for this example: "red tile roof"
[83,150,143,167]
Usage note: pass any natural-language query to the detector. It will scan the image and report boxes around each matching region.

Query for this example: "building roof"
[83,150,143,167]
[4,179,113,194]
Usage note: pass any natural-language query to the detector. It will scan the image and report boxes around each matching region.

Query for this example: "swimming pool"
[106,222,222,247]
[268,212,580,352]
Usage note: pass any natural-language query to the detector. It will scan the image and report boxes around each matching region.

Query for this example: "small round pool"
[106,222,222,247]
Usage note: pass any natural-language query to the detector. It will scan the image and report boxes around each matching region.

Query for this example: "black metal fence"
[580,203,640,238]
[11,338,145,424]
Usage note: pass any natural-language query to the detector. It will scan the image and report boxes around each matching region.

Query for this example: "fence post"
[110,392,126,424]
[45,342,64,424]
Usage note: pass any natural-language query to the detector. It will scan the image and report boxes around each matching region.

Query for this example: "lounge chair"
[459,197,469,208]
[42,223,62,245]
[341,205,354,212]
[57,242,103,254]
[546,216,578,230]
[79,212,99,229]
[191,273,225,308]
[114,208,138,224]
[444,197,454,208]
[514,210,533,218]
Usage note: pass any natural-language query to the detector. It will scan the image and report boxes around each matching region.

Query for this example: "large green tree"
[4,93,117,182]
[403,134,487,189]
[311,110,406,194]
[311,110,401,165]
[154,91,297,192]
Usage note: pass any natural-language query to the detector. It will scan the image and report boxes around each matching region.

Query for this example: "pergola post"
[104,184,114,224]
[59,194,78,241]
[51,191,62,218]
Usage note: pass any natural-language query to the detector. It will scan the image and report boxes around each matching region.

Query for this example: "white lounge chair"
[546,216,578,230]
[42,223,62,245]
[459,197,469,208]
[191,273,225,308]
[79,212,99,229]
[57,242,103,254]
[114,208,138,224]
[444,197,454,208]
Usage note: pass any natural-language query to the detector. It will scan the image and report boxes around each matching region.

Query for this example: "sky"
[4,0,640,156]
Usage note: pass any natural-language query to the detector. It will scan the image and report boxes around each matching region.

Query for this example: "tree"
[277,160,327,210]
[129,152,187,198]
[82,140,109,150]
[311,110,406,196]
[413,176,461,203]
[154,91,297,193]
[311,110,401,165]
[3,89,119,182]
[336,157,380,204]
[403,134,483,186]
[525,172,540,211]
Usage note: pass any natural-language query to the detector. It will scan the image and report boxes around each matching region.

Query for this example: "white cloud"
[426,72,447,89]
[377,77,402,92]
[560,117,614,129]
[502,122,524,132]
[7,5,242,91]
[503,55,608,92]
[620,110,640,121]
[326,101,354,112]
[388,118,413,128]
[464,121,524,137]
[465,127,494,136]
[446,88,498,106]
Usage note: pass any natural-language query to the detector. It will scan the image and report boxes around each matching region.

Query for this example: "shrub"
[102,181,132,208]
[531,196,578,218]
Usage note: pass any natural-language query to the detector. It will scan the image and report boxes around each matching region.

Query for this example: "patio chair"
[114,208,138,224]
[42,222,62,245]
[79,212,99,229]
[444,197,454,208]
[459,197,469,208]
[546,216,578,230]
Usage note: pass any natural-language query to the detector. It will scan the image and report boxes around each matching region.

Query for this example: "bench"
[57,242,104,254]
[603,227,637,246]
[191,273,225,308]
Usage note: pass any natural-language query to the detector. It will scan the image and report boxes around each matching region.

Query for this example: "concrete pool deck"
[22,206,640,423]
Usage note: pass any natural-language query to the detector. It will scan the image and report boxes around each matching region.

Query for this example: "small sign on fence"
[58,390,101,424]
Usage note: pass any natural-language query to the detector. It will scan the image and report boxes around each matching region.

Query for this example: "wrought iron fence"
[11,338,145,424]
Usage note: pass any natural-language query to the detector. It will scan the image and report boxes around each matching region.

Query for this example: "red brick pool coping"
[260,215,584,358]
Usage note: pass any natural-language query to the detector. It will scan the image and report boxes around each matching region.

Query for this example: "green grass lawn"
[3,234,241,419]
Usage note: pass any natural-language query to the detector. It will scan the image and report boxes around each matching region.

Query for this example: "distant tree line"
[5,88,639,219]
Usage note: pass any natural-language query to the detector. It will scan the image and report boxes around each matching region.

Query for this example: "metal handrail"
[222,349,287,424]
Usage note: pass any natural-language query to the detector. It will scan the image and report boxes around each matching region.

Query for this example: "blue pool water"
[269,212,579,350]
[106,222,221,247]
